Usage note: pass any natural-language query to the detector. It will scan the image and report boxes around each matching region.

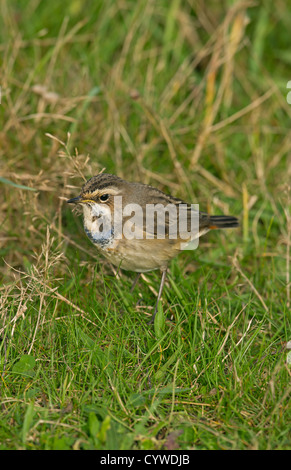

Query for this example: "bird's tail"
[208,215,239,229]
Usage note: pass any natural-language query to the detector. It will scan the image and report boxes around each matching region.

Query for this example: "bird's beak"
[66,196,82,204]
[67,196,94,204]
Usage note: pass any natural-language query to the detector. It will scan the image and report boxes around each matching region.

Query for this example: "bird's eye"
[100,194,109,202]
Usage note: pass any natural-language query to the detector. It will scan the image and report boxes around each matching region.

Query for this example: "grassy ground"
[0,0,290,450]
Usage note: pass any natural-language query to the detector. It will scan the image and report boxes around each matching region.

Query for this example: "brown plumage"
[67,173,239,323]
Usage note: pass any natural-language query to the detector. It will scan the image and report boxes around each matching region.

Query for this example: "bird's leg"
[130,273,141,293]
[148,269,167,324]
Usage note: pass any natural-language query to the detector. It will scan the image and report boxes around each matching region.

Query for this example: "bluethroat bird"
[67,173,238,323]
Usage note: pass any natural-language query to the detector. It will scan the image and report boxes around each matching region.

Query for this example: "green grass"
[0,0,290,450]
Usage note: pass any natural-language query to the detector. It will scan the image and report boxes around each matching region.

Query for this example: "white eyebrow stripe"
[84,187,121,198]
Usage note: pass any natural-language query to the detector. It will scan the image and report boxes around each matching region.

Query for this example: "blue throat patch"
[84,226,114,248]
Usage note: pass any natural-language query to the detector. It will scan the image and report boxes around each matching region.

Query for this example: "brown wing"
[120,183,238,239]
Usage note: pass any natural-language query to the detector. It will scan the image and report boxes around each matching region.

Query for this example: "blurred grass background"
[0,0,290,450]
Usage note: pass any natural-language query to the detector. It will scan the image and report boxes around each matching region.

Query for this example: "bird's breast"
[83,205,116,249]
